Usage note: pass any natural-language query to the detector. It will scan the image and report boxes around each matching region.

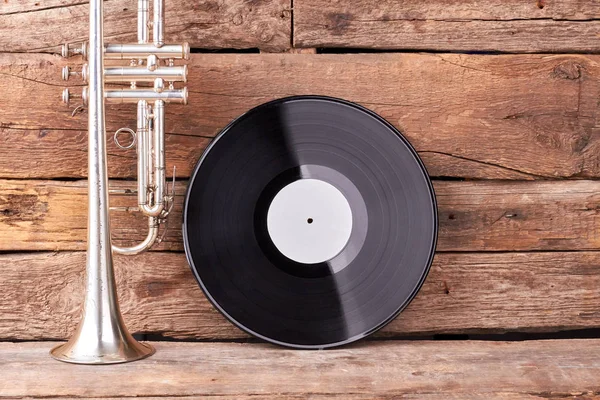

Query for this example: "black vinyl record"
[183,96,438,349]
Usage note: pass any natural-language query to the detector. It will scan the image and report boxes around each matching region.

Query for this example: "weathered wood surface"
[294,0,600,53]
[5,0,600,54]
[7,397,546,400]
[2,340,600,398]
[14,397,557,400]
[0,180,183,252]
[15,397,547,400]
[2,179,600,252]
[2,251,600,340]
[0,0,291,52]
[1,53,600,180]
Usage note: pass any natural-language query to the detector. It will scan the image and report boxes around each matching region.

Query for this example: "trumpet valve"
[62,88,87,106]
[61,66,71,81]
[62,65,88,82]
[61,42,88,60]
[61,88,72,104]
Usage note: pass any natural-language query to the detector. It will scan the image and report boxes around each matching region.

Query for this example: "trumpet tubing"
[63,43,191,60]
[103,65,188,83]
[137,0,149,43]
[51,0,188,364]
[105,43,190,59]
[104,87,188,104]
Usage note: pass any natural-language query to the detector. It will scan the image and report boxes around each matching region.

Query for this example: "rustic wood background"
[5,340,600,398]
[1,0,599,346]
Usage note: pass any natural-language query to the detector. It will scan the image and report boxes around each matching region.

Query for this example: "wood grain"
[2,179,600,252]
[0,179,183,252]
[0,0,291,52]
[16,397,557,400]
[2,251,600,340]
[2,340,600,398]
[22,396,570,400]
[294,0,600,53]
[1,52,600,180]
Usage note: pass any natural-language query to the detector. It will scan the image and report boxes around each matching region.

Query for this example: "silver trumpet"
[51,0,189,364]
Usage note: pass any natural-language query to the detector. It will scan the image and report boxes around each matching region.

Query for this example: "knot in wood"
[0,194,47,226]
[553,61,582,80]
[259,26,274,43]
[327,13,351,35]
[232,13,243,26]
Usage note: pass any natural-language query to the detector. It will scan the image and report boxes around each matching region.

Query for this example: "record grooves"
[183,96,438,349]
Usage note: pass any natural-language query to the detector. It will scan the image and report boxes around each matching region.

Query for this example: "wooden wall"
[1,0,599,341]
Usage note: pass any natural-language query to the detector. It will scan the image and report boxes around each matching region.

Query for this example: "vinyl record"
[183,96,438,349]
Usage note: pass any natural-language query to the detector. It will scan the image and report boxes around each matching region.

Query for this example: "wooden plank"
[2,251,600,340]
[2,340,600,398]
[0,0,291,53]
[24,396,551,400]
[294,0,600,53]
[435,180,600,252]
[1,53,600,180]
[0,180,183,252]
[303,0,600,21]
[25,397,544,400]
[2,179,600,252]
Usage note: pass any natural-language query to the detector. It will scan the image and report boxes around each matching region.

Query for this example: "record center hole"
[307,218,313,224]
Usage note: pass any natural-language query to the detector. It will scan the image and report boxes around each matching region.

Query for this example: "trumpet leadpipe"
[103,65,188,83]
[104,43,190,60]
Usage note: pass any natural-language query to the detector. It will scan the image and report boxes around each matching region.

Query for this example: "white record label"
[267,179,353,264]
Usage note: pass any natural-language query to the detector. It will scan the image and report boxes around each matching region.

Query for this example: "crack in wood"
[166,131,214,139]
[527,391,600,399]
[331,17,600,24]
[0,0,89,16]
[0,72,64,87]
[187,89,267,99]
[433,55,489,73]
[419,150,548,179]
[0,125,83,132]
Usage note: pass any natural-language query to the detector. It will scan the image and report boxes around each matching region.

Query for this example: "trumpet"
[51,0,189,364]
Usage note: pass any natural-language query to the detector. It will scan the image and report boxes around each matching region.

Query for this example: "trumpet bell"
[50,340,154,365]
[50,233,154,364]
[50,319,154,364]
